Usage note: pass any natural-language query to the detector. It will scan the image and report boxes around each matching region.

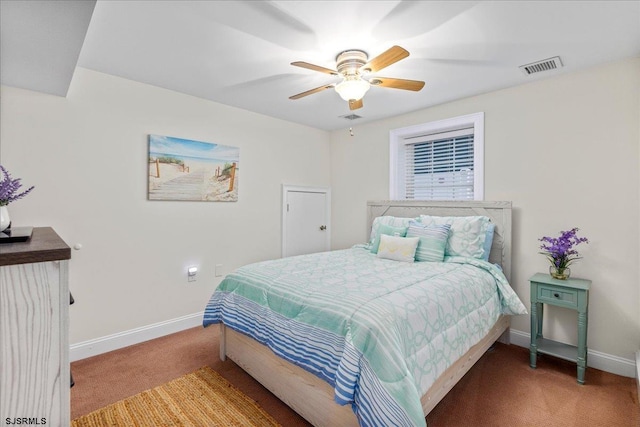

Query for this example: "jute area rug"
[71,367,281,427]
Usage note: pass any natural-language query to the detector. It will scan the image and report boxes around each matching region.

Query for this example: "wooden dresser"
[0,227,71,425]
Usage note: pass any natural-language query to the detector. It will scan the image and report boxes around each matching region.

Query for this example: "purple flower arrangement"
[0,165,35,206]
[539,228,589,271]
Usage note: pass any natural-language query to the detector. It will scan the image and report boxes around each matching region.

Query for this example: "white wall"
[0,68,331,344]
[330,58,640,361]
[2,59,639,365]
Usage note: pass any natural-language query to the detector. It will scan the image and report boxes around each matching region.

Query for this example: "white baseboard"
[70,312,204,362]
[509,329,637,378]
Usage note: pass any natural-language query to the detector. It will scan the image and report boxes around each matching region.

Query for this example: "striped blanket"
[203,247,526,427]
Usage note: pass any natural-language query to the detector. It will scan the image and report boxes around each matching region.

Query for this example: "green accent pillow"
[368,216,414,247]
[370,224,408,254]
[406,221,451,262]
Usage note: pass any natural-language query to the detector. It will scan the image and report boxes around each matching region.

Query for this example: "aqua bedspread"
[203,247,526,427]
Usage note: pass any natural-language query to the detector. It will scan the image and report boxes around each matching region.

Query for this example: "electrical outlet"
[215,264,223,277]
[188,266,198,282]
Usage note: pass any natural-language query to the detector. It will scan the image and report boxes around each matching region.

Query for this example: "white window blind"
[404,128,474,200]
[389,112,484,201]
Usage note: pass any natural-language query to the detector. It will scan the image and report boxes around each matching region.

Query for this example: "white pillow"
[376,235,420,263]
[419,215,491,259]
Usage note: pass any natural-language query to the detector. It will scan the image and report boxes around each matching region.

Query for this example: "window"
[389,112,484,200]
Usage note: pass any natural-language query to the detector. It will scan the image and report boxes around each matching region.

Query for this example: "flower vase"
[0,206,10,232]
[549,265,570,280]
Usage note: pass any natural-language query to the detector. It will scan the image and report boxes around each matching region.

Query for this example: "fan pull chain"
[349,127,354,137]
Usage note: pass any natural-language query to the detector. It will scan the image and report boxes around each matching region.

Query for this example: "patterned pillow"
[419,215,491,259]
[376,235,420,263]
[370,224,408,254]
[406,221,451,262]
[368,216,414,248]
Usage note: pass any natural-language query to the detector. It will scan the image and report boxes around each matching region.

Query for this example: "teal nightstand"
[529,272,591,384]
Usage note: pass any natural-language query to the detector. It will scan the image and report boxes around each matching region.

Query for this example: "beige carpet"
[71,367,281,427]
[71,326,639,427]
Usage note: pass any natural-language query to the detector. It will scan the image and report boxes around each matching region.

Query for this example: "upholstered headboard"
[367,200,512,282]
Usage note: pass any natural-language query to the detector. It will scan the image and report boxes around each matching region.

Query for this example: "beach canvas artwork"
[148,135,239,202]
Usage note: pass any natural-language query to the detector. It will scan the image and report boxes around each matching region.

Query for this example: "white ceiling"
[2,1,640,131]
[0,0,95,96]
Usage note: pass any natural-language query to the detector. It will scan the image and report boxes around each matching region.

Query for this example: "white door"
[282,186,330,257]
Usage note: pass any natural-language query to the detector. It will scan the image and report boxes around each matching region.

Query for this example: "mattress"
[203,246,526,427]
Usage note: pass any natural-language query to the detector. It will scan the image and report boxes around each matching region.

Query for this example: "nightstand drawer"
[537,285,578,308]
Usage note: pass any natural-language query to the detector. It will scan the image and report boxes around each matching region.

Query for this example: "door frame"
[281,184,331,258]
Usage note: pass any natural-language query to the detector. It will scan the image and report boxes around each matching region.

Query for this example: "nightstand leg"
[577,310,588,384]
[530,302,540,368]
[537,303,544,339]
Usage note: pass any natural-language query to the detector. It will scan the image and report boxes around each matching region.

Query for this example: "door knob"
[319,225,327,231]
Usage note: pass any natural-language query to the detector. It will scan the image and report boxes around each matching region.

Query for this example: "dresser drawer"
[537,284,578,308]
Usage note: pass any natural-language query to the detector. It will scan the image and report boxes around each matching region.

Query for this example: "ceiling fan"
[289,45,425,110]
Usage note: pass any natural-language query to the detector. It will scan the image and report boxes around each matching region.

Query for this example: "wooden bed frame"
[219,200,513,426]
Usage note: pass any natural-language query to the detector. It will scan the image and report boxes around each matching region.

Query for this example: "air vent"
[340,114,362,120]
[519,56,563,75]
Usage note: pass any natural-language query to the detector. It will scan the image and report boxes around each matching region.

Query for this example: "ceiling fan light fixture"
[289,45,423,107]
[335,77,370,101]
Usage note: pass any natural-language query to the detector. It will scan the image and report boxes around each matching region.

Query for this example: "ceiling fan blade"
[361,45,409,73]
[289,84,335,100]
[371,77,425,91]
[291,61,339,75]
[349,99,363,110]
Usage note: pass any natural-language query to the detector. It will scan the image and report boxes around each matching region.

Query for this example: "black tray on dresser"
[0,226,33,243]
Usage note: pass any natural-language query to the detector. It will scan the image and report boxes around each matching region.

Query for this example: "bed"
[203,200,526,427]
